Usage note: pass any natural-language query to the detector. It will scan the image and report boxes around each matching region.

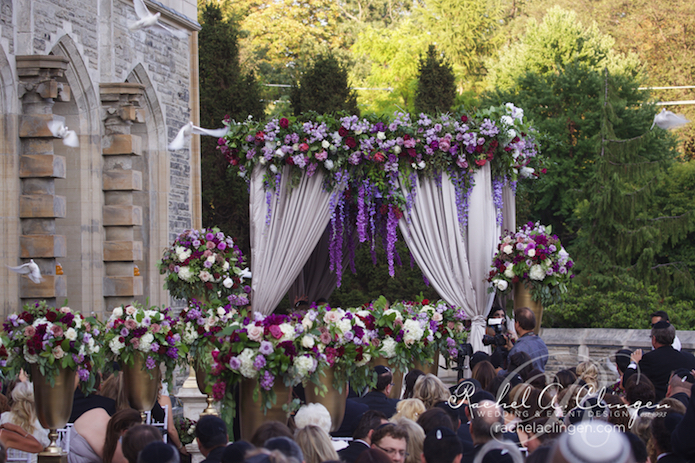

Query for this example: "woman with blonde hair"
[413,374,449,409]
[390,417,424,463]
[295,425,339,463]
[392,399,426,422]
[576,361,600,392]
[0,382,49,462]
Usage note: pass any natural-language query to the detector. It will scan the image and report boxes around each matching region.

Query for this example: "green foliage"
[290,54,359,116]
[199,3,264,256]
[544,274,695,330]
[414,45,457,115]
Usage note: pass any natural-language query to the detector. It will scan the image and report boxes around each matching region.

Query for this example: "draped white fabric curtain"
[398,165,500,352]
[249,166,337,315]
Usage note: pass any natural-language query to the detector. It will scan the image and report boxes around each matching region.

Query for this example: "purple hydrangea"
[145,356,156,370]
[229,357,241,370]
[253,354,266,369]
[260,371,275,391]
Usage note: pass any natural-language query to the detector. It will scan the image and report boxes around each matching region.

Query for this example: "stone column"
[99,83,145,309]
[16,56,70,305]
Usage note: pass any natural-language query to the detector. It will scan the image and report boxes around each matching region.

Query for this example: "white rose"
[529,265,546,281]
[199,270,212,282]
[380,337,397,358]
[520,167,535,178]
[112,307,123,318]
[393,145,402,154]
[432,312,443,322]
[322,140,330,149]
[279,323,295,342]
[294,355,316,378]
[417,161,426,170]
[496,280,509,291]
[239,348,258,379]
[292,143,299,152]
[125,305,136,315]
[217,307,226,317]
[139,333,154,352]
[377,131,386,140]
[324,160,334,170]
[402,319,424,346]
[504,264,515,279]
[527,248,536,257]
[223,277,233,288]
[206,255,216,264]
[178,266,193,282]
[301,335,315,349]
[336,319,352,336]
[275,148,284,157]
[270,164,278,174]
[500,115,514,126]
[109,337,124,355]
[259,157,267,166]
[223,261,230,271]
[65,328,78,341]
[507,128,517,139]
[503,245,513,255]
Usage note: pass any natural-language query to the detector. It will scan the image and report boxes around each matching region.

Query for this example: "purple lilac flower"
[259,341,274,356]
[166,347,178,359]
[260,371,275,391]
[492,176,505,226]
[77,368,90,382]
[253,355,266,369]
[151,342,160,352]
[145,356,156,370]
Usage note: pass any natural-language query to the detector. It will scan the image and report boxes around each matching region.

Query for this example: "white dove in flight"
[129,0,188,39]
[651,109,691,130]
[8,259,43,284]
[168,122,228,150]
[47,119,79,147]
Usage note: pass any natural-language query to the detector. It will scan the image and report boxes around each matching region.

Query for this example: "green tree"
[199,3,264,256]
[414,45,456,115]
[290,54,358,115]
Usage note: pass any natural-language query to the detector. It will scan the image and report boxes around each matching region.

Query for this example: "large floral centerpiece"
[158,227,251,305]
[177,300,238,369]
[220,106,543,284]
[296,305,375,394]
[1,301,103,392]
[415,299,468,365]
[211,311,309,416]
[103,303,187,389]
[488,222,574,305]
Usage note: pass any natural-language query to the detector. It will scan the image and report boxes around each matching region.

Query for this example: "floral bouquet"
[415,299,468,365]
[488,222,574,305]
[1,301,103,392]
[296,305,376,395]
[177,299,239,391]
[211,311,308,416]
[174,416,196,446]
[103,303,187,390]
[158,227,251,305]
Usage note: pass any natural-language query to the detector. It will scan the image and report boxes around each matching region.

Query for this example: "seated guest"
[103,408,142,463]
[608,349,633,396]
[122,425,163,463]
[515,417,561,456]
[576,361,600,393]
[416,408,453,436]
[354,367,400,418]
[354,448,391,463]
[338,410,388,463]
[391,399,425,423]
[370,424,408,463]
[422,427,462,463]
[264,437,303,463]
[196,415,228,463]
[550,422,632,463]
[295,425,338,463]
[552,369,578,390]
[624,375,657,417]
[402,370,424,400]
[332,398,369,438]
[672,382,695,461]
[294,403,332,433]
[0,382,49,462]
[625,321,695,401]
[462,400,513,463]
[666,369,694,408]
[471,362,496,393]
[137,441,179,463]
[412,375,449,410]
[650,412,687,463]
[389,418,423,463]
[221,441,255,463]
[250,422,293,449]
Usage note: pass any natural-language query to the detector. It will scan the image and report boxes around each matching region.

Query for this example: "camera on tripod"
[482,318,508,347]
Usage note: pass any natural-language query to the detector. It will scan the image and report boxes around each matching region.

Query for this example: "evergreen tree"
[290,54,358,115]
[199,3,264,257]
[414,45,456,114]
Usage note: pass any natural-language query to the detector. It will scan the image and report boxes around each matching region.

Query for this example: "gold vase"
[304,366,347,432]
[413,350,440,376]
[513,282,543,334]
[238,377,292,441]
[370,357,404,399]
[195,365,218,416]
[121,354,160,421]
[31,364,75,457]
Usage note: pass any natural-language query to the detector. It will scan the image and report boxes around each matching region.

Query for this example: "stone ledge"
[19,114,55,138]
[103,276,143,297]
[103,205,143,226]
[19,195,67,218]
[103,134,142,156]
[104,241,144,261]
[20,235,67,258]
[103,170,143,191]
[20,154,67,178]
[19,274,67,299]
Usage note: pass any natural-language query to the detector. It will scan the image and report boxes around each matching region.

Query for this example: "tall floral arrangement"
[415,299,468,364]
[103,303,187,389]
[296,305,376,394]
[220,106,543,284]
[159,227,251,305]
[357,297,414,374]
[488,222,574,305]
[1,301,103,392]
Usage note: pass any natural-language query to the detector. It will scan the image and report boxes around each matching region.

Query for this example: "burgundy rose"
[461,115,468,123]
[338,127,349,137]
[279,118,289,129]
[46,311,57,322]
[345,137,357,149]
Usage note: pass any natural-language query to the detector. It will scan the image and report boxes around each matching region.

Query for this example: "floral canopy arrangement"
[488,222,574,305]
[1,301,103,392]
[220,106,543,284]
[159,227,251,305]
[103,303,187,390]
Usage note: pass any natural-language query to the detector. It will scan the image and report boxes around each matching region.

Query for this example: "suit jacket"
[352,391,399,418]
[624,346,695,401]
[672,383,695,462]
[461,443,515,463]
[332,399,370,438]
[657,454,688,463]
[338,440,370,463]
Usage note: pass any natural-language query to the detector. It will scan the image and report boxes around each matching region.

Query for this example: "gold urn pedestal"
[238,378,292,441]
[304,367,347,432]
[121,355,161,422]
[32,365,75,463]
[195,365,219,416]
[513,282,543,334]
[370,357,405,399]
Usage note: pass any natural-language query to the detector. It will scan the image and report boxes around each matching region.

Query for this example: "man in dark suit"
[196,415,228,463]
[651,411,687,463]
[332,398,370,437]
[461,400,514,463]
[353,366,400,418]
[666,369,693,409]
[338,410,388,463]
[624,321,695,402]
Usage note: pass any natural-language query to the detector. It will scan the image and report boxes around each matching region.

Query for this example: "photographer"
[483,307,514,369]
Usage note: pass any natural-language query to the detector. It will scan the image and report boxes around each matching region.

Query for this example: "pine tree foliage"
[290,54,358,116]
[574,69,695,294]
[414,45,456,115]
[199,3,264,256]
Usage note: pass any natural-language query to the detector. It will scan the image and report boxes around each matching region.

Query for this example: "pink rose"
[203,250,213,258]
[125,305,136,315]
[319,332,331,345]
[125,319,137,330]
[206,241,216,250]
[59,306,71,314]
[151,323,161,333]
[132,338,140,349]
[51,325,64,338]
[315,150,328,161]
[269,325,283,340]
[24,326,36,338]
[323,310,342,324]
[247,324,264,342]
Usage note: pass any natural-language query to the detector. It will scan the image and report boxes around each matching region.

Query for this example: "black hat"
[652,321,671,330]
[423,427,462,463]
[221,441,254,463]
[138,441,178,463]
[264,437,303,462]
[672,368,695,383]
[374,365,391,375]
